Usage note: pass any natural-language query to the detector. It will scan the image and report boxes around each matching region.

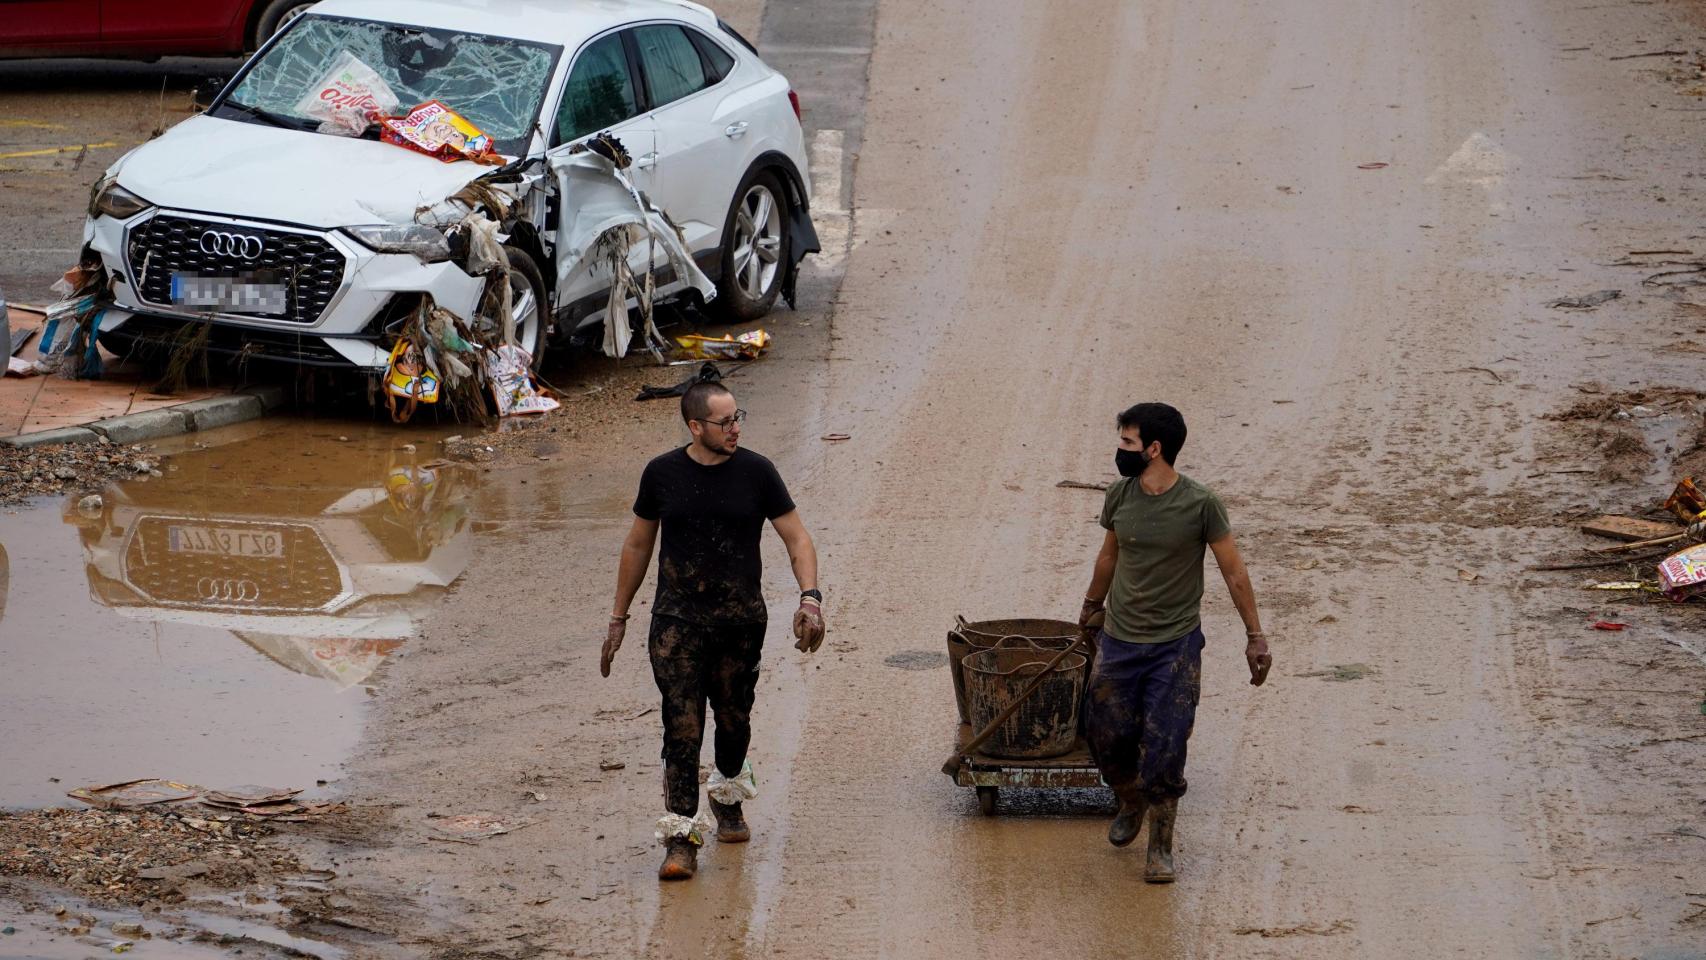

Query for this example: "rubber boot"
[1144,798,1177,883]
[658,838,698,881]
[709,799,750,843]
[1107,795,1147,848]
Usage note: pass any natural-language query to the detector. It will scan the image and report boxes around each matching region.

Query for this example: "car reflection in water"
[64,446,471,689]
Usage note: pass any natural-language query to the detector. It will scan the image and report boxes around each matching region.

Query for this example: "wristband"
[611,613,631,622]
[800,589,823,604]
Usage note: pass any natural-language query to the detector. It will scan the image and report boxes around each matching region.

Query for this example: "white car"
[81,0,818,372]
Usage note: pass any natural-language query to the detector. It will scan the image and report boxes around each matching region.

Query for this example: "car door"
[0,1,100,52]
[545,28,660,313]
[629,22,748,258]
[100,0,239,46]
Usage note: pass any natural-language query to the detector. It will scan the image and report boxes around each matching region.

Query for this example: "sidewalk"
[2,305,280,444]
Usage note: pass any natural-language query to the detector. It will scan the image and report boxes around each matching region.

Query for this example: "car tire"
[489,246,548,372]
[250,0,316,49]
[713,168,791,323]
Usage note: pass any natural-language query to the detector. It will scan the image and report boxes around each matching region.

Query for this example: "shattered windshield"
[223,15,560,155]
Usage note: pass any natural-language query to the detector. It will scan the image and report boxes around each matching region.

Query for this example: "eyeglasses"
[694,409,746,430]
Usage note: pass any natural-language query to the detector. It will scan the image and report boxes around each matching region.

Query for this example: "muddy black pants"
[1085,627,1204,804]
[648,614,766,816]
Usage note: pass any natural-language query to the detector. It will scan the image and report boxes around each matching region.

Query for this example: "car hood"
[114,115,497,227]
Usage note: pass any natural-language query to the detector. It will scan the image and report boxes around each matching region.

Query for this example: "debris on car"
[34,259,113,380]
[379,99,503,165]
[295,50,399,136]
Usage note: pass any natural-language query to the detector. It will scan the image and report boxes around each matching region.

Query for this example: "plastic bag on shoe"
[707,760,758,805]
[654,810,715,846]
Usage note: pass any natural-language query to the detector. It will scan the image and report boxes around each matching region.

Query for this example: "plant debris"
[0,440,164,505]
[1547,289,1622,309]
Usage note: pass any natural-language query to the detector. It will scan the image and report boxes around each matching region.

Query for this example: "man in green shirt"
[1079,402,1271,882]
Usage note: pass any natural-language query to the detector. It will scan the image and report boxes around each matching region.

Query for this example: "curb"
[2,384,288,450]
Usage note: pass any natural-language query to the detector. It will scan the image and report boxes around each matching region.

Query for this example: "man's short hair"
[1116,403,1187,464]
[682,381,733,422]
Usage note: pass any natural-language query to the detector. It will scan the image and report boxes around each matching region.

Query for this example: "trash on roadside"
[635,361,723,401]
[821,433,851,442]
[1586,580,1652,591]
[485,344,559,416]
[1591,621,1628,631]
[136,861,209,881]
[1298,663,1377,681]
[1664,477,1706,522]
[294,51,399,136]
[675,329,770,361]
[1546,289,1621,309]
[427,813,536,844]
[1658,542,1706,599]
[384,339,441,423]
[67,779,201,810]
[379,100,503,165]
[200,785,304,817]
[1580,514,1682,542]
[5,355,41,377]
[1056,479,1110,491]
[1357,161,1389,170]
[35,259,112,381]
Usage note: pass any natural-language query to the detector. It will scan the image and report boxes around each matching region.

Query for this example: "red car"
[0,0,315,59]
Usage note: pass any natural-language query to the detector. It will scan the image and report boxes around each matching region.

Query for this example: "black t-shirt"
[633,447,796,624]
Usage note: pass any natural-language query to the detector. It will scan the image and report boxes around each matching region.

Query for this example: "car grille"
[101,312,365,367]
[123,517,345,612]
[126,215,346,325]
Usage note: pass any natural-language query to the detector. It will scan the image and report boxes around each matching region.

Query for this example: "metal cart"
[950,722,1107,815]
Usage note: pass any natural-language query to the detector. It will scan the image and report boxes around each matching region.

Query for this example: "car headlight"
[88,177,152,219]
[342,224,451,263]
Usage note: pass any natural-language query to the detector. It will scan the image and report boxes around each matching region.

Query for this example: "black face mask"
[1115,448,1149,478]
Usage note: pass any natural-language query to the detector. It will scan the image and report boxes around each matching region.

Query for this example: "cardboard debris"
[427,813,537,844]
[67,780,201,810]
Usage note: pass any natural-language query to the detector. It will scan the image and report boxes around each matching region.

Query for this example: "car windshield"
[222,15,560,155]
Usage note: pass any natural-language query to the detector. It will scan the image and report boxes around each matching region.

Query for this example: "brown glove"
[1078,597,1105,628]
[793,598,825,653]
[600,616,627,677]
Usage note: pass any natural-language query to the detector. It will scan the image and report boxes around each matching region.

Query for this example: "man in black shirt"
[602,381,824,881]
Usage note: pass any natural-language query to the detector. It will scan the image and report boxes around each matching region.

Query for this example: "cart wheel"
[976,786,999,816]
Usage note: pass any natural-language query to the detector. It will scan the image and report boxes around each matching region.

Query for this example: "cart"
[950,722,1107,815]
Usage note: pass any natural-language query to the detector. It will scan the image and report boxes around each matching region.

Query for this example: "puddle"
[0,889,342,959]
[0,422,476,809]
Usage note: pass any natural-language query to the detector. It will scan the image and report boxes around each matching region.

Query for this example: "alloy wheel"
[731,184,782,299]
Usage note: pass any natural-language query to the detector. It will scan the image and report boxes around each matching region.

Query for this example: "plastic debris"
[653,810,715,846]
[1587,581,1650,591]
[380,100,502,165]
[294,51,398,136]
[1590,621,1627,631]
[427,813,536,844]
[384,339,441,423]
[1357,161,1389,170]
[1664,477,1706,523]
[675,329,770,361]
[484,344,559,416]
[635,361,723,402]
[706,759,758,805]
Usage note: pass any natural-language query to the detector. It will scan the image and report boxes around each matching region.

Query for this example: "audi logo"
[199,230,265,260]
[197,577,261,603]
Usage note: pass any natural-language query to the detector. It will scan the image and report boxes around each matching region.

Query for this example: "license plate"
[167,524,286,558]
[170,274,288,315]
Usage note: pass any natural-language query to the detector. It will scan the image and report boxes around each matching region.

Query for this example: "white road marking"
[809,127,846,214]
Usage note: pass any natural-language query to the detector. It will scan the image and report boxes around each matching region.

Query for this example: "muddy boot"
[1107,797,1147,848]
[709,799,750,843]
[1144,798,1177,883]
[658,838,698,881]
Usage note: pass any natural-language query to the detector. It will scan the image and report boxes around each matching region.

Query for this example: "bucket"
[947,617,1084,724]
[962,639,1087,759]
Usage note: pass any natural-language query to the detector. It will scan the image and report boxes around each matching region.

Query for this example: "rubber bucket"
[962,641,1087,759]
[947,618,1083,724]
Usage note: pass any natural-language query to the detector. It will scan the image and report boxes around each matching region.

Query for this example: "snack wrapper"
[380,100,502,165]
[484,343,559,416]
[1657,542,1706,599]
[294,51,399,136]
[675,329,770,361]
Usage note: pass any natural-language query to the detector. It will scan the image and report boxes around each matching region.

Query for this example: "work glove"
[1246,632,1272,687]
[793,598,825,653]
[600,616,627,677]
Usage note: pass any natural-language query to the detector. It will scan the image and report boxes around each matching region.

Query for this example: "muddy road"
[7,0,1706,956]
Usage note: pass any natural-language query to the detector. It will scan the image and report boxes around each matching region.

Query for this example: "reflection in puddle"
[0,429,474,808]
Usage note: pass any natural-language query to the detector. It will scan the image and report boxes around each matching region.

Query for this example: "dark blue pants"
[1084,627,1204,804]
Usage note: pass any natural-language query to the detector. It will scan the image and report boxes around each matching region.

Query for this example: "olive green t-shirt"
[1099,473,1232,644]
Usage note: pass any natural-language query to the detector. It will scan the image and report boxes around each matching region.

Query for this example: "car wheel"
[251,0,316,49]
[477,246,548,372]
[713,169,790,323]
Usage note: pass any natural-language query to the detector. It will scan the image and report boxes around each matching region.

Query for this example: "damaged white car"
[81,0,818,373]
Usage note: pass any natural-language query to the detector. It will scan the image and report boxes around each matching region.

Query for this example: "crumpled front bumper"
[82,208,485,370]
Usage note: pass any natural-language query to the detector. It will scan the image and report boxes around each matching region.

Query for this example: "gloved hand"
[793,598,825,653]
[600,616,627,677]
